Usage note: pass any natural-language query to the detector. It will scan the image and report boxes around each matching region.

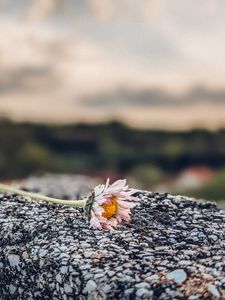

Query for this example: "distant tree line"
[1,119,225,180]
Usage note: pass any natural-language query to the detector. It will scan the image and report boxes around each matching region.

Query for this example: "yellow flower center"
[101,196,117,219]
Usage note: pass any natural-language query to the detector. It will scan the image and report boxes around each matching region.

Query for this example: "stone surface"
[0,175,225,299]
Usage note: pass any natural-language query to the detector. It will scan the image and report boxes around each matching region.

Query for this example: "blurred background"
[0,0,225,203]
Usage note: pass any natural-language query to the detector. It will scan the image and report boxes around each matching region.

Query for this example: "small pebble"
[167,269,187,284]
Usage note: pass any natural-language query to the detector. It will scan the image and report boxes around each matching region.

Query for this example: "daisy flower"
[84,179,136,230]
[0,179,137,231]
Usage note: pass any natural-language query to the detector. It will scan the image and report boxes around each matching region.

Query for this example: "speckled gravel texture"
[0,175,225,300]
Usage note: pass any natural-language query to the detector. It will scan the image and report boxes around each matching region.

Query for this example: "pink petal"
[110,179,126,189]
[90,214,102,230]
[118,200,136,209]
[108,179,127,194]
[104,178,110,190]
[94,184,105,198]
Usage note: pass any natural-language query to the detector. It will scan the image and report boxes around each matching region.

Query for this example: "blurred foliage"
[0,119,225,200]
[129,164,165,188]
[17,142,54,176]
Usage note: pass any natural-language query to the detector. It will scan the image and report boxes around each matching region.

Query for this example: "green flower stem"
[0,183,86,207]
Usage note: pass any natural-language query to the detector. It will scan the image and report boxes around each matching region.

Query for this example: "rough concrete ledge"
[0,177,225,299]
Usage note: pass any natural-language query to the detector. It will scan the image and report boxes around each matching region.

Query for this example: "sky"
[0,0,225,129]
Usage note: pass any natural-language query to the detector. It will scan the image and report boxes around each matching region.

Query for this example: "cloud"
[87,0,164,22]
[0,66,55,93]
[82,86,225,110]
[88,0,114,21]
[87,0,223,24]
[25,0,62,21]
[0,0,8,6]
